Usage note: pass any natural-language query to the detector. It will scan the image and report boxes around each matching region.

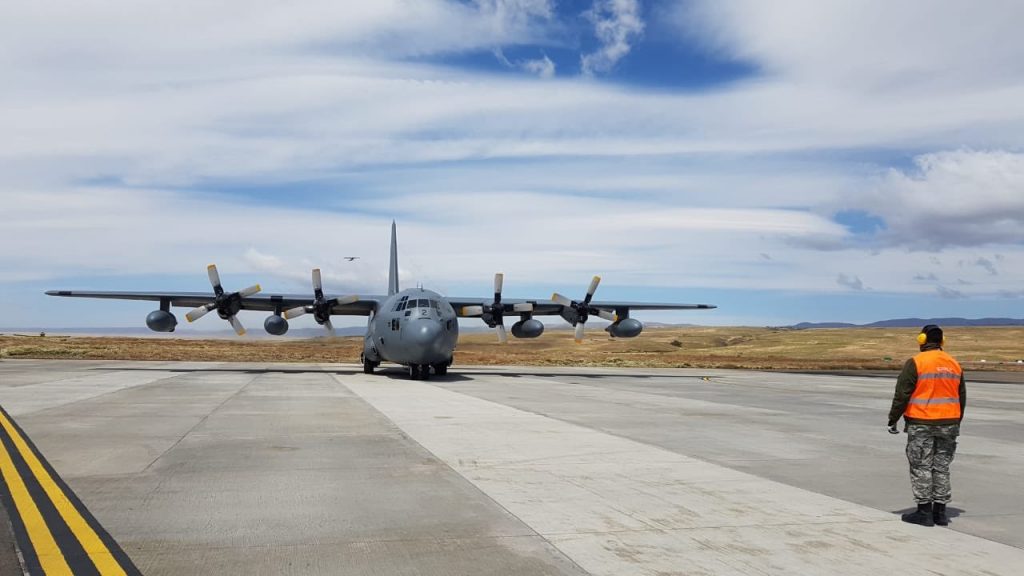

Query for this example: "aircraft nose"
[406,320,443,347]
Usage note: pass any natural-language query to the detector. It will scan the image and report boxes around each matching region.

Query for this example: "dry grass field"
[2,326,1023,371]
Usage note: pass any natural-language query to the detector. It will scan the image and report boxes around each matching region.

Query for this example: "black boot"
[933,503,949,526]
[902,502,934,526]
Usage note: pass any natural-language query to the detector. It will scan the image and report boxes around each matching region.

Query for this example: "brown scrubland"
[2,327,1022,371]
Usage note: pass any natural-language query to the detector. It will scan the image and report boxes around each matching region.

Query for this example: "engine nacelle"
[511,318,544,339]
[145,310,177,333]
[606,318,643,338]
[264,315,289,336]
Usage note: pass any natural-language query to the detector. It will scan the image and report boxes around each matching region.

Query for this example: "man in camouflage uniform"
[888,325,966,527]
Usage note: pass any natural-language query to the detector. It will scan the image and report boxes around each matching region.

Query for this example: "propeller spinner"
[283,268,358,335]
[461,273,533,343]
[184,264,261,335]
[552,275,616,343]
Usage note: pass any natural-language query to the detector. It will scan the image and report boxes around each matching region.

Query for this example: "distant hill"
[791,318,1024,330]
[6,318,1022,338]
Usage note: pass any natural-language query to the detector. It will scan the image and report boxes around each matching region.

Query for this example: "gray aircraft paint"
[45,222,716,379]
[361,221,458,374]
[388,220,399,297]
[363,289,459,368]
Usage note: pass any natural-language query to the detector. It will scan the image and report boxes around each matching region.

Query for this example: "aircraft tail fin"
[388,220,399,296]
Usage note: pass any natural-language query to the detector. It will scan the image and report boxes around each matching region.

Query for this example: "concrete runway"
[0,359,1022,575]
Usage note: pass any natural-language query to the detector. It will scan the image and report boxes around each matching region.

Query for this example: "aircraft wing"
[446,296,715,316]
[45,290,383,316]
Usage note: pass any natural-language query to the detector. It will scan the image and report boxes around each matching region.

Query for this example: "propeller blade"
[596,309,616,321]
[551,293,573,307]
[461,305,485,316]
[584,275,601,303]
[207,264,221,290]
[330,295,359,307]
[494,273,503,297]
[185,303,214,323]
[496,323,508,344]
[238,284,261,298]
[323,318,335,336]
[574,322,585,343]
[228,315,246,336]
[312,268,322,292]
[283,306,309,320]
[512,302,533,313]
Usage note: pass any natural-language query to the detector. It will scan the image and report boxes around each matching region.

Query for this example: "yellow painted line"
[0,411,127,576]
[0,434,72,575]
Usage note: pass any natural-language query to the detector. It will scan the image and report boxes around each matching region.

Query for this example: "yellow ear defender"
[917,331,945,346]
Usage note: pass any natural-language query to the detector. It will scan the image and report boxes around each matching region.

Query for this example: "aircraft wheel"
[420,364,431,381]
[409,364,422,380]
[432,363,448,376]
[363,359,375,374]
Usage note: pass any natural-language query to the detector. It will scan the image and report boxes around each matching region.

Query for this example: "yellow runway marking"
[0,409,130,575]
[0,436,72,575]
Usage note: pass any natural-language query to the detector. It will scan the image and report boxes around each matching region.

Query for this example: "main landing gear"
[409,359,451,380]
[361,355,451,380]
[361,354,379,374]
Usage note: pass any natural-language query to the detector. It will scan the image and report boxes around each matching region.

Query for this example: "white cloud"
[974,257,999,276]
[936,286,967,300]
[673,1,1024,90]
[851,150,1024,249]
[836,274,864,291]
[520,55,556,78]
[494,48,556,78]
[0,186,847,290]
[1,1,557,71]
[3,1,1024,328]
[580,0,645,75]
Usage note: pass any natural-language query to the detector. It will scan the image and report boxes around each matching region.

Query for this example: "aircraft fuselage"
[363,287,459,377]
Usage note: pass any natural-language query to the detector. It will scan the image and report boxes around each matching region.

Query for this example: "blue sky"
[2,0,1024,332]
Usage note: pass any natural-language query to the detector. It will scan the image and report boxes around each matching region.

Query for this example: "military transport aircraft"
[47,223,715,379]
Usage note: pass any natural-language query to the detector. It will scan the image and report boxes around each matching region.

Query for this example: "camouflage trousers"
[906,423,959,504]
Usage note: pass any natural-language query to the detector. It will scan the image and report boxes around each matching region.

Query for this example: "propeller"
[551,275,616,343]
[184,264,261,336]
[461,273,533,343]
[283,268,358,335]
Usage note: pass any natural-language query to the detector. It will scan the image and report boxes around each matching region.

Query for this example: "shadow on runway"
[451,371,716,380]
[88,365,717,381]
[371,368,474,382]
[88,366,364,375]
[790,370,1024,385]
[89,365,475,381]
[893,506,965,520]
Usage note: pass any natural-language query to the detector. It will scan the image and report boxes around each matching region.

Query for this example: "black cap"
[921,324,943,344]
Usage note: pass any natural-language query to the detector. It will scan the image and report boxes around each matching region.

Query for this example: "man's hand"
[888,424,900,434]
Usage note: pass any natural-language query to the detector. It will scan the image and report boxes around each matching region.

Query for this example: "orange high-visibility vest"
[906,350,962,420]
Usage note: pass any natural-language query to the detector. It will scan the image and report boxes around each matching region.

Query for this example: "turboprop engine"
[264,314,289,336]
[145,310,178,333]
[605,318,643,338]
[511,318,544,339]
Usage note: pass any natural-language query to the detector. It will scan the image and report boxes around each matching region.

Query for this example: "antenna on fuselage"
[388,220,399,296]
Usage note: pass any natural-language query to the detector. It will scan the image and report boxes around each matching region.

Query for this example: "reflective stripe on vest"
[908,397,959,405]
[906,350,962,420]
